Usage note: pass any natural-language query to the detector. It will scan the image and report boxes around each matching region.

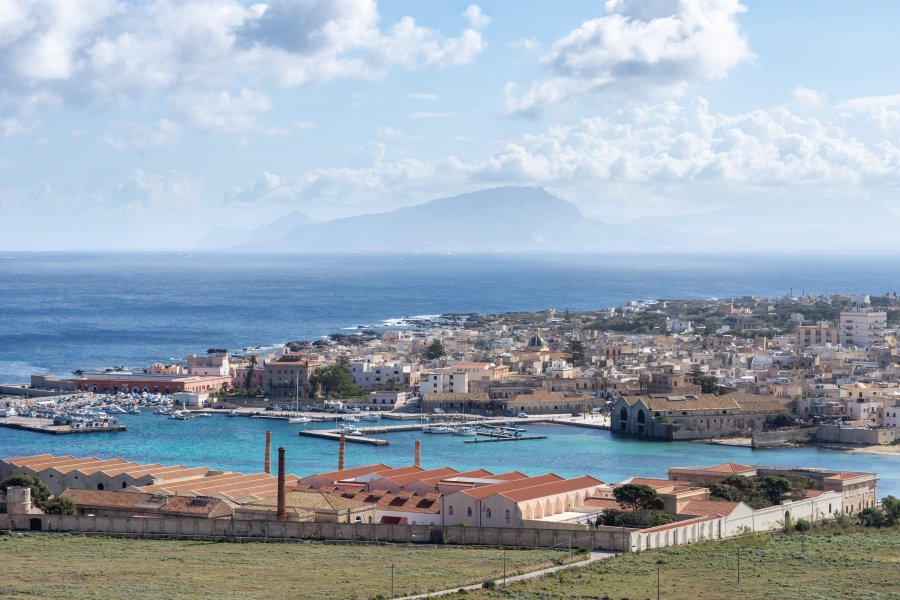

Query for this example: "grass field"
[0,534,565,599]
[467,527,900,600]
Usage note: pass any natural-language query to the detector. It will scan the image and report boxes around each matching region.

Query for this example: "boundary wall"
[0,514,635,552]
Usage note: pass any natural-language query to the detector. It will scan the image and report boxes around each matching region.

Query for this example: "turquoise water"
[2,414,897,497]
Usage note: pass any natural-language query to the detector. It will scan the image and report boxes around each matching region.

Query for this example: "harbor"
[0,416,126,435]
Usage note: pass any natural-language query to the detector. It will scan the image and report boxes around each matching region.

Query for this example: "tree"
[613,484,664,511]
[767,412,796,429]
[599,509,674,528]
[308,365,358,398]
[336,354,350,368]
[244,354,258,390]
[44,497,76,515]
[565,340,586,365]
[858,507,890,528]
[0,475,51,510]
[425,339,447,360]
[881,495,900,525]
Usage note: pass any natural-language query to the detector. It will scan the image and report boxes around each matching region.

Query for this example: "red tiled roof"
[679,499,741,517]
[501,476,605,502]
[704,463,756,474]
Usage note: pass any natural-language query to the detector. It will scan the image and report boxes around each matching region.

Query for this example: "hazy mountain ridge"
[197,187,900,253]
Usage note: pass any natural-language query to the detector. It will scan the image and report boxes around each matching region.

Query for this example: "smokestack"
[264,430,272,474]
[338,432,346,471]
[276,446,286,520]
[414,439,421,468]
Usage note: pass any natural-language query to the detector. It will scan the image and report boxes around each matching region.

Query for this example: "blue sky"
[2,0,900,249]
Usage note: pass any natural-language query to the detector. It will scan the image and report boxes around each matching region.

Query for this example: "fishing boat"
[423,424,454,434]
[361,413,381,421]
[227,410,240,417]
[289,415,311,424]
[451,425,477,436]
[339,424,362,436]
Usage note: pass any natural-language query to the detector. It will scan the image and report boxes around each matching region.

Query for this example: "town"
[5,292,900,447]
[1,292,897,562]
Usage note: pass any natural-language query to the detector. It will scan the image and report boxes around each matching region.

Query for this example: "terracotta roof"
[462,473,564,500]
[679,499,741,517]
[59,488,227,516]
[824,471,863,481]
[583,498,627,511]
[704,463,756,474]
[303,463,393,482]
[243,490,370,512]
[377,467,458,487]
[501,476,606,503]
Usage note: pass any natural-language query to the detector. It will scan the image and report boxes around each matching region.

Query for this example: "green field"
[0,534,565,599]
[468,527,900,600]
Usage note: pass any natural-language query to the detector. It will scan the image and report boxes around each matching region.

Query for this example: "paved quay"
[0,416,126,435]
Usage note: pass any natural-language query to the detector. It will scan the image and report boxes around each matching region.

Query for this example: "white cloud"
[791,86,824,108]
[408,93,439,101]
[171,88,272,133]
[100,118,181,151]
[462,5,490,30]
[0,0,485,129]
[226,97,900,215]
[509,37,539,53]
[113,169,203,210]
[504,0,754,116]
[838,93,900,110]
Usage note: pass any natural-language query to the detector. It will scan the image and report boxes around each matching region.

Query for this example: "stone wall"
[751,427,817,448]
[0,514,635,552]
[816,424,900,445]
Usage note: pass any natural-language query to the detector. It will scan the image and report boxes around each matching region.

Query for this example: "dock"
[464,435,547,443]
[0,417,126,435]
[298,430,389,446]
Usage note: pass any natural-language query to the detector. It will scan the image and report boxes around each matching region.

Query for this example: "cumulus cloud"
[504,0,754,116]
[100,119,181,151]
[226,97,900,214]
[838,93,900,110]
[0,0,486,129]
[462,5,491,30]
[791,86,824,108]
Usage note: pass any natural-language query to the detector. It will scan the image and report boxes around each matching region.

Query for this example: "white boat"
[423,424,454,434]
[227,411,240,417]
[452,425,477,436]
[339,424,362,436]
[196,413,212,418]
[289,416,311,424]
[362,413,381,421]
[342,415,360,422]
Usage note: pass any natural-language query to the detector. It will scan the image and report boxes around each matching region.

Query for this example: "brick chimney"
[276,446,286,521]
[338,432,346,471]
[264,430,271,474]
[414,439,421,468]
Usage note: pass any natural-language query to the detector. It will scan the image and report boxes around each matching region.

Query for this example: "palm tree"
[244,355,258,390]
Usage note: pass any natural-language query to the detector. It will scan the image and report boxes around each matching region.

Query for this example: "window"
[448,506,454,516]
[486,509,491,518]
[467,507,472,517]
[505,510,510,522]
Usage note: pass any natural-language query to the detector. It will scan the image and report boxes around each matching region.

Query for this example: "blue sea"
[1,252,899,494]
[3,252,900,382]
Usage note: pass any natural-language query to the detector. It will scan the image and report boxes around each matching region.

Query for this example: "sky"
[2,0,900,250]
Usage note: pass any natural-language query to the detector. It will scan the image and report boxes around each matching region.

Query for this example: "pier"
[298,430,389,446]
[0,417,126,435]
[464,435,547,443]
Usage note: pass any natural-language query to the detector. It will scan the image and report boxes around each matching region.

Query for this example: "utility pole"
[737,547,741,586]
[657,565,661,600]
[390,563,394,599]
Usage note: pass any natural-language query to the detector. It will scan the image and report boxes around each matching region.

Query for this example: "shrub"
[482,579,496,589]
[857,507,890,528]
[44,497,76,515]
[0,475,51,510]
[794,518,811,532]
[599,509,675,528]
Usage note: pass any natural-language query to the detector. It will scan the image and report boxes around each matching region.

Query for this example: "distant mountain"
[198,188,900,253]
[198,211,316,250]
[250,187,611,252]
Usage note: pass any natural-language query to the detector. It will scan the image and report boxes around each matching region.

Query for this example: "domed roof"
[527,331,546,349]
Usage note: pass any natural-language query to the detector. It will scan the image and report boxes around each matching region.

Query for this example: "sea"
[1,252,899,494]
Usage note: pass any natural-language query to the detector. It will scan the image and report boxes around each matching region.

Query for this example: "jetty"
[298,430,389,446]
[464,435,547,443]
[0,417,126,435]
